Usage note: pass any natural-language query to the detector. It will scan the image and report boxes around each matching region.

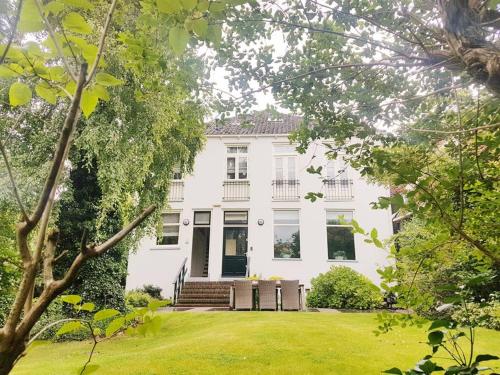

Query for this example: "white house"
[126,112,393,303]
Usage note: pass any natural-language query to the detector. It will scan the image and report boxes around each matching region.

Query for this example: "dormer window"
[226,145,248,180]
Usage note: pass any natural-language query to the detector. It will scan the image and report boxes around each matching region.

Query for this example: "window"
[273,144,297,181]
[326,158,349,180]
[326,211,355,260]
[223,211,248,256]
[226,145,248,180]
[172,166,182,180]
[194,211,211,225]
[273,210,300,258]
[158,213,180,245]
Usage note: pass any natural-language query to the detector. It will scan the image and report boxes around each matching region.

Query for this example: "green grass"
[12,312,500,375]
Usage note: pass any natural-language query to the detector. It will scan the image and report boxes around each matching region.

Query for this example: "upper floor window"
[326,210,355,260]
[172,166,182,180]
[273,144,297,181]
[326,158,349,180]
[226,145,248,180]
[158,212,180,245]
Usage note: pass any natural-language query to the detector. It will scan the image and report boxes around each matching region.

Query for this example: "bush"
[306,266,383,309]
[451,296,500,330]
[141,284,162,299]
[125,291,153,308]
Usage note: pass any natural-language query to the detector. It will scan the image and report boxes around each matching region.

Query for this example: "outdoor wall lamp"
[183,219,190,226]
[257,219,264,226]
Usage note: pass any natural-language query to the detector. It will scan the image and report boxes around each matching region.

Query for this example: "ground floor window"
[326,211,355,260]
[273,210,300,258]
[158,212,180,245]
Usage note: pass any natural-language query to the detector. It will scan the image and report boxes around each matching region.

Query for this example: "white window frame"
[326,157,349,180]
[326,210,356,261]
[153,211,181,250]
[172,166,183,181]
[272,209,301,260]
[273,143,297,181]
[225,144,249,180]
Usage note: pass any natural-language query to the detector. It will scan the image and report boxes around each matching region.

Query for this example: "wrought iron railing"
[168,181,184,202]
[172,257,188,305]
[324,178,353,201]
[223,180,250,201]
[272,179,300,201]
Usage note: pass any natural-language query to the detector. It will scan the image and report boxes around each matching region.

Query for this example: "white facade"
[126,132,393,299]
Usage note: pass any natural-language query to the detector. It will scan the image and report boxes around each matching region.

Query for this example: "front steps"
[175,281,233,308]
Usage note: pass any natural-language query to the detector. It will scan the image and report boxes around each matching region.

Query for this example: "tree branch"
[34,0,78,82]
[0,0,23,65]
[29,64,87,229]
[0,141,28,222]
[85,0,118,84]
[406,122,500,134]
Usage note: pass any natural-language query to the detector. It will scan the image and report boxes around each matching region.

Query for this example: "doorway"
[190,211,211,277]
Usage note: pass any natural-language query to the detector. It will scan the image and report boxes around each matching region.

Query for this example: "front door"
[222,211,248,277]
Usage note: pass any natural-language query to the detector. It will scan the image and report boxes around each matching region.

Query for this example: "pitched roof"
[206,111,303,135]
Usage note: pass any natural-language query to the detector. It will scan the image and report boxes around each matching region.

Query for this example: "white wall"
[126,135,393,298]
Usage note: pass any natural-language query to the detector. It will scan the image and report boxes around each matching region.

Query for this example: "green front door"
[221,211,248,277]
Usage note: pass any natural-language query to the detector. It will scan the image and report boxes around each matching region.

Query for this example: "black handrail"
[172,257,188,305]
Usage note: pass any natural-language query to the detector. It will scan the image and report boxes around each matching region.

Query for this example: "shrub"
[141,284,163,299]
[451,297,500,330]
[306,266,383,309]
[125,291,153,308]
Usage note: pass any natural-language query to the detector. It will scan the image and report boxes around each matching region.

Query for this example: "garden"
[1,0,499,374]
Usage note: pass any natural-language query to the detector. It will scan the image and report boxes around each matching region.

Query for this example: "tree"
[0,0,232,372]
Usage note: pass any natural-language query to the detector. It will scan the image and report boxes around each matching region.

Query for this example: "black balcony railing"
[223,180,250,201]
[272,180,300,201]
[168,181,184,202]
[324,179,353,201]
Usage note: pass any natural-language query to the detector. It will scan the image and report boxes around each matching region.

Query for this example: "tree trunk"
[438,0,500,95]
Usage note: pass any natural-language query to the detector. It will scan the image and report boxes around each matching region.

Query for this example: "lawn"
[12,312,500,375]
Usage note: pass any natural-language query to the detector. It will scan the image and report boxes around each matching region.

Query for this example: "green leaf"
[61,0,94,9]
[93,308,119,322]
[206,25,222,47]
[428,320,451,331]
[197,0,209,11]
[192,18,208,37]
[92,84,109,101]
[0,65,19,78]
[382,368,403,375]
[19,0,44,32]
[61,294,82,305]
[209,1,225,12]
[9,82,32,106]
[56,321,83,335]
[44,1,65,15]
[105,316,125,337]
[80,302,96,312]
[95,72,123,86]
[474,354,499,363]
[81,88,99,118]
[181,0,197,10]
[428,330,444,346]
[156,0,182,13]
[169,27,190,55]
[62,12,92,34]
[35,84,57,104]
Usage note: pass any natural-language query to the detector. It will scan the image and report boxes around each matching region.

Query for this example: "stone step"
[178,293,229,299]
[177,298,230,304]
[181,288,229,294]
[174,304,230,308]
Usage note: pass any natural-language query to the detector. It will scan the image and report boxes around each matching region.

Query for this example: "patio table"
[229,280,305,310]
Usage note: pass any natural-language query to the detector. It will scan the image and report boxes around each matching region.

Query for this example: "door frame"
[221,210,248,277]
[190,211,212,277]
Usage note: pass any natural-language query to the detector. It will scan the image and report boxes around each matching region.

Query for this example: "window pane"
[274,210,299,225]
[162,213,179,224]
[163,225,179,236]
[159,235,179,245]
[194,212,210,225]
[238,157,247,179]
[238,146,248,153]
[227,157,235,179]
[224,227,247,256]
[275,157,283,180]
[326,211,353,225]
[224,211,248,224]
[337,160,349,178]
[274,226,300,258]
[273,144,296,154]
[327,227,355,260]
[287,157,296,180]
[227,146,238,153]
[326,160,335,179]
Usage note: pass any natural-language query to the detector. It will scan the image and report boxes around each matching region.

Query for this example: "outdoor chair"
[258,280,277,310]
[234,280,253,310]
[281,280,301,311]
